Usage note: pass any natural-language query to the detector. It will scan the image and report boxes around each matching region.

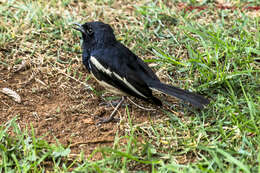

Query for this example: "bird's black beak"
[72,23,87,35]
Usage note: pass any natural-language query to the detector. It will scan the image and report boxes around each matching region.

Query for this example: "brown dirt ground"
[0,62,174,160]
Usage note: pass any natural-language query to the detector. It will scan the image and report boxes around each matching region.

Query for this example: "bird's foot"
[97,116,120,124]
[97,96,125,125]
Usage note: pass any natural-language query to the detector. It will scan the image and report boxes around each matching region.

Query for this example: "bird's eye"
[87,28,93,35]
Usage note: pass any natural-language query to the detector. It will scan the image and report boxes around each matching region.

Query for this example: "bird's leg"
[98,96,125,124]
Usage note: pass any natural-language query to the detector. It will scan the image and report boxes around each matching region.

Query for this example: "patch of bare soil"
[0,63,165,159]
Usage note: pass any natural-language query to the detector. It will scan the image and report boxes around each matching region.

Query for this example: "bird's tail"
[148,81,209,109]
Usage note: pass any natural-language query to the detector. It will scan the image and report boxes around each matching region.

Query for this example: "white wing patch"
[91,73,126,95]
[90,56,112,76]
[112,73,147,98]
[90,56,147,98]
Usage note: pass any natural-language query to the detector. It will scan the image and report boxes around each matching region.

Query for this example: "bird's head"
[73,21,116,50]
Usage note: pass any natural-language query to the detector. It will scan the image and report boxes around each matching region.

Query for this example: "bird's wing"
[89,44,161,105]
[116,43,160,82]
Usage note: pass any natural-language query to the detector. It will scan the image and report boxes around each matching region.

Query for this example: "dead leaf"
[1,88,21,103]
[83,118,94,124]
[13,60,30,73]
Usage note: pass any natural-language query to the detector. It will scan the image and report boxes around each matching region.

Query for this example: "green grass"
[1,0,260,172]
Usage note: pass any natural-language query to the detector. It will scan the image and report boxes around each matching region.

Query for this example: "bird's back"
[92,42,160,84]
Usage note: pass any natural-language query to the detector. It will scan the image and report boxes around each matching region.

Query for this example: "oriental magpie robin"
[73,21,209,122]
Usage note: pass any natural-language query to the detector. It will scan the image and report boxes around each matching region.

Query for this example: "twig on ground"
[127,97,156,111]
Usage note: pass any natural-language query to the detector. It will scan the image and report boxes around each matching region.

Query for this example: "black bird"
[73,21,209,123]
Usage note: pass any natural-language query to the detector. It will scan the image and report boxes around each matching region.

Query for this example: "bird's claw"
[96,116,120,125]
